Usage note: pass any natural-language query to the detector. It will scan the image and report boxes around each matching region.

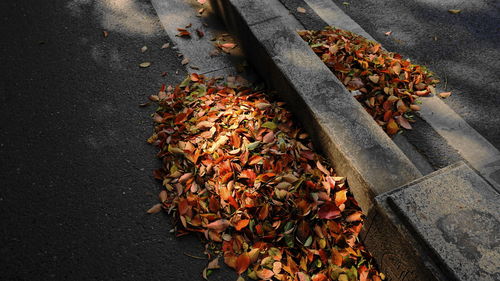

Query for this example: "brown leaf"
[396,115,412,130]
[206,219,230,232]
[386,118,399,135]
[103,30,109,38]
[297,7,306,13]
[207,257,220,269]
[439,91,452,99]
[181,57,190,65]
[146,203,162,214]
[448,9,461,14]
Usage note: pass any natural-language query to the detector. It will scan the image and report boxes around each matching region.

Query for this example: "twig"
[183,252,207,260]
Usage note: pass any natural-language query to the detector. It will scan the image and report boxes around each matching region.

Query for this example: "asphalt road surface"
[0,1,236,280]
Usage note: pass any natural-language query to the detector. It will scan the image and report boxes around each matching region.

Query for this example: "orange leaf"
[235,253,250,274]
[234,219,250,231]
[334,190,347,206]
[386,118,399,135]
[331,248,343,266]
[346,211,363,222]
[190,73,199,82]
[312,273,328,281]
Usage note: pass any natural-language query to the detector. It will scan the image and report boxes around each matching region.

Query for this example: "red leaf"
[318,202,341,219]
[235,253,250,274]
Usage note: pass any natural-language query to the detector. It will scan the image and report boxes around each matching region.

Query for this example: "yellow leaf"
[448,9,461,14]
[139,62,151,68]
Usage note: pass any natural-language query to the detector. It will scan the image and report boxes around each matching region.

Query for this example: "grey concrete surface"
[210,0,422,214]
[387,163,500,281]
[367,162,500,281]
[0,0,233,280]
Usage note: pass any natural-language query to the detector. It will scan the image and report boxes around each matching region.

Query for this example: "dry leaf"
[161,43,170,49]
[146,203,162,214]
[297,7,306,13]
[448,9,461,14]
[141,46,148,53]
[439,91,452,98]
[384,31,392,36]
[103,30,109,38]
[181,57,190,65]
[235,254,250,274]
[139,62,151,68]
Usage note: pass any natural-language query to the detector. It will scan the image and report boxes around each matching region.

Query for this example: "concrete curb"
[209,0,422,214]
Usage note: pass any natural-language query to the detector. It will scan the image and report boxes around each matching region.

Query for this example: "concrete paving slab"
[367,162,500,281]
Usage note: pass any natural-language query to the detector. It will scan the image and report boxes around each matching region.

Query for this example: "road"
[0,0,231,280]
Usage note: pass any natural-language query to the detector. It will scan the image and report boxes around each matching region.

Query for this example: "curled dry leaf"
[448,9,461,14]
[181,57,190,65]
[139,62,151,68]
[439,91,452,99]
[297,7,306,13]
[161,42,170,49]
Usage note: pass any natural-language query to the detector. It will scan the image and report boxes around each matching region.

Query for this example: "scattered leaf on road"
[139,62,151,68]
[448,9,461,14]
[181,57,190,65]
[297,7,306,13]
[141,46,148,53]
[146,203,162,214]
[161,42,170,49]
[102,30,109,38]
[439,91,452,98]
[384,31,392,36]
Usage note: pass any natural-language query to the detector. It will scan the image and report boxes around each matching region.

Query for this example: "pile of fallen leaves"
[147,74,384,281]
[299,27,440,135]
